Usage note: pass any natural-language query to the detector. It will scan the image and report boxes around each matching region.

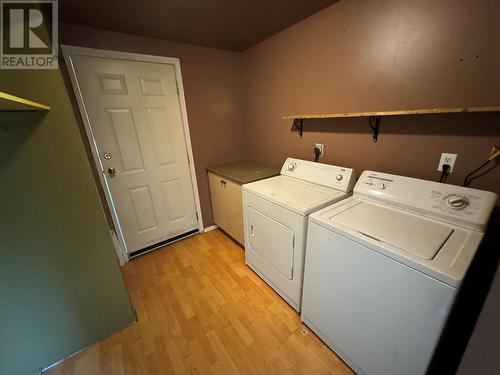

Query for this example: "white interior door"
[67,53,199,254]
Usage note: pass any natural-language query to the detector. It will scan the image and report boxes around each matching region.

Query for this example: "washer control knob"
[365,181,373,185]
[379,183,386,190]
[336,174,343,181]
[287,162,297,171]
[447,195,469,209]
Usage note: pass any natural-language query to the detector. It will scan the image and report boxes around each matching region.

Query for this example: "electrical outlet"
[314,143,325,158]
[437,153,458,172]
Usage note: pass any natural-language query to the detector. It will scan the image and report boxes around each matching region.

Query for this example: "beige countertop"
[207,160,280,185]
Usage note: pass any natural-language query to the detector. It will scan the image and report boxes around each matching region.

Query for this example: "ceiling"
[59,0,338,51]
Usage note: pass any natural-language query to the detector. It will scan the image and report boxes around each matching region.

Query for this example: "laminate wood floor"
[46,229,353,375]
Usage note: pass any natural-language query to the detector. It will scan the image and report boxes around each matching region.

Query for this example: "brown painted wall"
[60,0,500,229]
[241,0,500,196]
[59,23,245,227]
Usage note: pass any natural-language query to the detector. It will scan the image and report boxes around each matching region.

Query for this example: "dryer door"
[247,207,294,279]
[243,190,307,311]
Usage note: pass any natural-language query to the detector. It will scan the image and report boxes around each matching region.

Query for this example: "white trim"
[203,224,218,233]
[61,45,204,258]
[172,59,204,232]
[110,230,128,265]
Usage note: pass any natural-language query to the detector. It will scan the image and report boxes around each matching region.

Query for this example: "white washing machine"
[242,158,356,312]
[301,170,497,375]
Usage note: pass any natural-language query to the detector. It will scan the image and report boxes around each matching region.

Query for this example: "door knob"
[108,167,116,177]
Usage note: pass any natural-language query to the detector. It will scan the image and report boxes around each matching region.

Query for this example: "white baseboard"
[203,224,218,233]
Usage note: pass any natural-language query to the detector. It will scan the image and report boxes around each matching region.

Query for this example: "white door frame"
[62,45,204,261]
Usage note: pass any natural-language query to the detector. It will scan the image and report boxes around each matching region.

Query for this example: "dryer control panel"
[355,171,497,232]
[281,158,356,193]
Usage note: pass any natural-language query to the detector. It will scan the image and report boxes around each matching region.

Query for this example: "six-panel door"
[72,55,199,253]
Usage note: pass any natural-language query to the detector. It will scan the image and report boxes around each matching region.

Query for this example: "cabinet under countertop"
[207,161,280,244]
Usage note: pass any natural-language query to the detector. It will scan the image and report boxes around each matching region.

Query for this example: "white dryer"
[301,170,497,375]
[242,158,356,312]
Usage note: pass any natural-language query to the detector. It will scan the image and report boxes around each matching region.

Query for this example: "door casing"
[62,45,204,261]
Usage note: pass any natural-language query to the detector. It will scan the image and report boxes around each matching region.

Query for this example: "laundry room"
[1,1,499,374]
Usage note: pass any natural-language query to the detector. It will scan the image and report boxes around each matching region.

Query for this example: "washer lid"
[243,175,348,215]
[330,202,454,260]
[354,170,497,232]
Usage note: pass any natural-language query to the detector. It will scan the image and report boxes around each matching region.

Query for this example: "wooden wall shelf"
[283,106,500,141]
[0,91,50,111]
[283,106,500,120]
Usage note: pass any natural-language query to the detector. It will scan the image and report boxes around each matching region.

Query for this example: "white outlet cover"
[437,153,458,172]
[314,143,325,156]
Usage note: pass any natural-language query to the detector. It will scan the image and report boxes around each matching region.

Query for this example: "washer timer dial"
[287,162,297,172]
[446,195,470,210]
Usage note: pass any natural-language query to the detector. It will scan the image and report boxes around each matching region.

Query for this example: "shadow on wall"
[289,112,500,137]
[0,111,47,166]
[429,207,500,374]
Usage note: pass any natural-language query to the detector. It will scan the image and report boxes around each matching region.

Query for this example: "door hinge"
[187,153,190,164]
[175,80,180,95]
[196,212,199,221]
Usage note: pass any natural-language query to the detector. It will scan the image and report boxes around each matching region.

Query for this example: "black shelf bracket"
[292,116,381,140]
[293,118,304,137]
[368,116,381,142]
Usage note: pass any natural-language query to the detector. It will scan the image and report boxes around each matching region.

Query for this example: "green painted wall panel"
[0,67,136,374]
